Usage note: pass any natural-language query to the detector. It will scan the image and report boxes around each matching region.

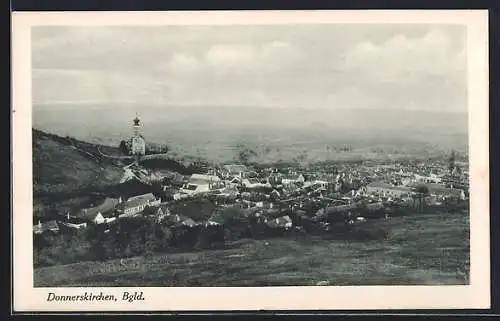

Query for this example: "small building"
[78,197,121,224]
[179,174,223,196]
[119,193,161,217]
[60,214,88,230]
[222,164,249,177]
[242,178,270,189]
[93,213,117,225]
[423,183,466,200]
[282,174,305,186]
[180,217,198,228]
[168,215,199,228]
[155,207,170,223]
[364,181,413,198]
[190,173,222,183]
[265,215,293,229]
[33,220,59,234]
[414,173,442,184]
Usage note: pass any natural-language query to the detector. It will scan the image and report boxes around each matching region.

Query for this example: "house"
[190,173,221,183]
[414,173,442,184]
[93,213,117,225]
[311,180,329,189]
[222,164,249,177]
[33,220,59,234]
[364,181,413,198]
[316,203,356,218]
[205,215,225,226]
[282,174,305,186]
[154,207,171,223]
[264,215,293,229]
[179,174,223,196]
[141,205,167,221]
[242,178,270,189]
[119,193,161,217]
[180,217,197,228]
[169,215,199,228]
[227,176,243,187]
[60,213,88,230]
[79,197,121,224]
[421,183,466,200]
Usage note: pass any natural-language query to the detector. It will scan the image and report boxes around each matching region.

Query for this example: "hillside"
[32,129,209,219]
[32,129,128,219]
[34,212,469,286]
[32,129,125,195]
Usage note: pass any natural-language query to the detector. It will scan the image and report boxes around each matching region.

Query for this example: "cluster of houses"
[34,192,162,235]
[34,160,469,236]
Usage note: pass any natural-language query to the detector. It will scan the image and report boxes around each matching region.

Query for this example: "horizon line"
[32,102,468,114]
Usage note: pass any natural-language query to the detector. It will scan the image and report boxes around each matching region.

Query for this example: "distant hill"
[33,104,469,163]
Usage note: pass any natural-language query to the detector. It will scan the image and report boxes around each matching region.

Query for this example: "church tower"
[133,115,141,137]
[130,113,146,156]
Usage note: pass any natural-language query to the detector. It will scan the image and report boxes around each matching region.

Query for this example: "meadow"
[34,211,469,287]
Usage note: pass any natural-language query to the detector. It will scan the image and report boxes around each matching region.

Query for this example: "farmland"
[34,211,469,287]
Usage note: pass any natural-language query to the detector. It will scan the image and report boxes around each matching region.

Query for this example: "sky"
[31,24,467,113]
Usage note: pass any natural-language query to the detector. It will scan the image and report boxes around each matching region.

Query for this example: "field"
[34,211,469,287]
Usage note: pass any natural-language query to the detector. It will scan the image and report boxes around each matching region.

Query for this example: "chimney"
[67,212,70,220]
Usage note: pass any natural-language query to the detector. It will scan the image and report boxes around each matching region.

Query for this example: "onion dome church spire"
[130,112,146,156]
[133,113,140,126]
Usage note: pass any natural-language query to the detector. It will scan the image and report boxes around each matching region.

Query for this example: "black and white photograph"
[12,10,490,311]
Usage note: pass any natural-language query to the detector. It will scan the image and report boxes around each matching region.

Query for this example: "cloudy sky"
[32,24,467,112]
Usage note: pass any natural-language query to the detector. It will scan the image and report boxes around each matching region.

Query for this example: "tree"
[119,140,129,155]
[234,143,257,165]
[295,150,308,163]
[449,150,456,174]
[151,181,164,199]
[413,184,430,212]
[143,226,157,258]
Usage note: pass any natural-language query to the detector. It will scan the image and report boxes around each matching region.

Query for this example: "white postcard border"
[11,10,490,311]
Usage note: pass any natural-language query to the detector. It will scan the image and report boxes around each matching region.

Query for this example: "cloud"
[31,25,467,112]
[342,29,465,80]
[32,68,178,105]
[206,44,255,66]
[166,53,201,74]
[204,41,296,74]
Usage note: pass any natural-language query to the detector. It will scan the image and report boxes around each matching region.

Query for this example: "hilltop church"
[130,114,146,156]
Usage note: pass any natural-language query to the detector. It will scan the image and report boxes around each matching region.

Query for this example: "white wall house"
[120,193,161,217]
[93,213,117,224]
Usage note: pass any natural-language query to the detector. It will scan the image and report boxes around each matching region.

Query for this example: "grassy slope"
[34,212,469,286]
[33,129,124,194]
[33,129,125,217]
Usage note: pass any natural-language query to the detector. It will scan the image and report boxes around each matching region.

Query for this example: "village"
[34,155,469,237]
[34,115,470,252]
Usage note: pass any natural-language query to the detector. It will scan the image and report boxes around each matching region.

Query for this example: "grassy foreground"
[34,212,469,287]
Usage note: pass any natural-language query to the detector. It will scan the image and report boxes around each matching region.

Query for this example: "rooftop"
[124,193,157,209]
[223,164,249,174]
[33,220,59,232]
[79,197,121,219]
[190,174,221,182]
[367,181,412,192]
